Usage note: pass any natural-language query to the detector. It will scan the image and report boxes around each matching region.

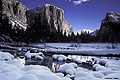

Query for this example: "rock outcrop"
[0,0,28,30]
[27,4,73,36]
[100,12,120,42]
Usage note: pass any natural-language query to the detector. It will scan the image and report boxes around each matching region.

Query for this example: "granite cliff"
[0,0,28,30]
[27,4,73,36]
[100,12,120,42]
[0,0,73,42]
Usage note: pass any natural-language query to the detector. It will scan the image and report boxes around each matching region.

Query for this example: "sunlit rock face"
[1,0,28,30]
[100,12,120,42]
[27,4,73,36]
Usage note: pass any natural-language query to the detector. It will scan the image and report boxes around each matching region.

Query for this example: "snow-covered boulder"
[0,53,72,80]
[76,67,90,73]
[0,71,22,80]
[35,56,44,60]
[107,64,120,70]
[100,70,117,75]
[22,65,50,72]
[52,54,67,61]
[0,52,14,61]
[58,63,76,75]
[36,73,68,80]
[55,73,64,77]
[6,59,21,66]
[75,77,88,80]
[92,72,104,78]
[18,74,38,80]
[95,66,108,71]
[25,51,44,59]
[70,63,78,68]
[97,59,108,65]
[104,72,120,79]
[93,64,100,69]
[94,58,100,62]
[105,61,120,68]
[75,72,91,80]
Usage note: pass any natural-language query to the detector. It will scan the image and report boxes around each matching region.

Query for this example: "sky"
[18,0,120,33]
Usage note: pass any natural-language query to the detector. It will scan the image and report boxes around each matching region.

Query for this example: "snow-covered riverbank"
[0,43,120,80]
[0,50,120,80]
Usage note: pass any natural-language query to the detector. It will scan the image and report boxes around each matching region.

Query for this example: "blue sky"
[18,0,120,33]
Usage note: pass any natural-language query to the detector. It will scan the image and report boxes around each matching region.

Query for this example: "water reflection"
[25,56,64,73]
[51,63,60,73]
[25,55,94,72]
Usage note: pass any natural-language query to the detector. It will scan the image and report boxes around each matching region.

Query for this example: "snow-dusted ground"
[41,43,120,56]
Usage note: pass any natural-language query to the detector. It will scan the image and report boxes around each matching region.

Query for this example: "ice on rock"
[58,63,76,75]
[18,74,38,80]
[92,72,104,78]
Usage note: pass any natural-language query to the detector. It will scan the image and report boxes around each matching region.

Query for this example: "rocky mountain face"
[27,4,73,36]
[100,12,120,42]
[0,0,73,42]
[0,0,28,30]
